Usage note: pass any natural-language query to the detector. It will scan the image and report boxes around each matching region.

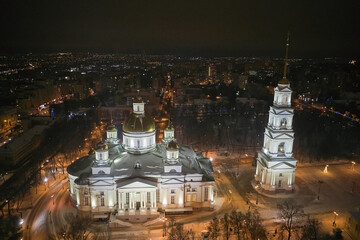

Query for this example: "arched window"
[278,142,285,155]
[280,118,287,128]
[282,96,287,105]
[98,170,105,174]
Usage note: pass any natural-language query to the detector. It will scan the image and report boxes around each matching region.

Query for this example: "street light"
[44,177,48,191]
[323,165,329,173]
[51,194,55,205]
[333,211,338,227]
[160,215,167,237]
[317,180,324,200]
[351,161,356,171]
[255,185,259,205]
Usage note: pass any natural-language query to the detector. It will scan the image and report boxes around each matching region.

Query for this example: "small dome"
[167,140,179,150]
[278,77,290,84]
[107,124,116,130]
[96,143,108,151]
[123,114,156,133]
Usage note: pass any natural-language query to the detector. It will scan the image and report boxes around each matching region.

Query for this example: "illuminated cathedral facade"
[67,94,215,218]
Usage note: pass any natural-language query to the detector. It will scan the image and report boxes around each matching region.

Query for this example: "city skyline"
[1,0,359,57]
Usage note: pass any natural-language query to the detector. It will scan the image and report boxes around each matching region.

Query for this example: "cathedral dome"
[166,140,179,150]
[107,124,116,131]
[278,77,290,85]
[123,114,156,133]
[96,143,108,151]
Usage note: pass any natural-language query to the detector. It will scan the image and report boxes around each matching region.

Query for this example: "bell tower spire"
[279,32,290,85]
[283,32,290,79]
[254,32,297,193]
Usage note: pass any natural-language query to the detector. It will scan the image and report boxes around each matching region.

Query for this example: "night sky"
[1,0,359,57]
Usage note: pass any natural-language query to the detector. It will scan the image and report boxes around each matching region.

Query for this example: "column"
[151,191,157,214]
[261,169,266,184]
[140,192,146,215]
[271,173,276,188]
[118,192,122,209]
[288,172,292,186]
[129,192,135,215]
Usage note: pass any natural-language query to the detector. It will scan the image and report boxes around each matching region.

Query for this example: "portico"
[117,178,158,215]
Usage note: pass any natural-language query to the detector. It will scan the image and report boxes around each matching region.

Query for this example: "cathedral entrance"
[136,202,140,210]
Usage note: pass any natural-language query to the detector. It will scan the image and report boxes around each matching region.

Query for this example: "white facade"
[254,79,297,192]
[67,98,215,218]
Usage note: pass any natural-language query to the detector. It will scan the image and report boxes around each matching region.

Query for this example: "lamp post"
[44,177,48,191]
[323,165,329,173]
[51,194,55,205]
[317,180,323,200]
[161,214,167,238]
[333,211,338,227]
[351,181,356,193]
[351,161,356,171]
[255,185,259,205]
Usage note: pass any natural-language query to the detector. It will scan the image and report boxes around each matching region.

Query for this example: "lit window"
[204,187,209,201]
[192,194,197,202]
[156,189,160,203]
[101,197,105,206]
[171,196,175,204]
[186,194,191,202]
[84,197,89,206]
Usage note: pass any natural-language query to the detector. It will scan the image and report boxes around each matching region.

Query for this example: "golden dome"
[96,143,108,151]
[278,77,290,84]
[107,124,116,130]
[167,140,179,150]
[123,114,156,133]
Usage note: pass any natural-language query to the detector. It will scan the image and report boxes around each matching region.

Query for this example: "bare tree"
[244,210,267,240]
[300,215,322,240]
[57,214,93,240]
[230,210,245,240]
[207,217,220,240]
[166,217,190,240]
[222,213,231,240]
[277,201,304,240]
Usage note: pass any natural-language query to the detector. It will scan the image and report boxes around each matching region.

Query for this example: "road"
[23,176,74,240]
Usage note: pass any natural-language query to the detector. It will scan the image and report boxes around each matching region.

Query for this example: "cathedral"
[254,37,297,192]
[67,93,215,218]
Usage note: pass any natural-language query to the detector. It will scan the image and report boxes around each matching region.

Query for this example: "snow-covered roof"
[67,142,214,183]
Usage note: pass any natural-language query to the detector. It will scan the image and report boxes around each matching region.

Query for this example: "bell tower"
[254,33,297,192]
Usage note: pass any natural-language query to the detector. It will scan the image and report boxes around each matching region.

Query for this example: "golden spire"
[279,32,290,84]
[133,89,144,103]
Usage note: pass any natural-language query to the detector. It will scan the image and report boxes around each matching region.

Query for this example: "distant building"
[67,93,215,218]
[0,125,48,167]
[346,210,360,240]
